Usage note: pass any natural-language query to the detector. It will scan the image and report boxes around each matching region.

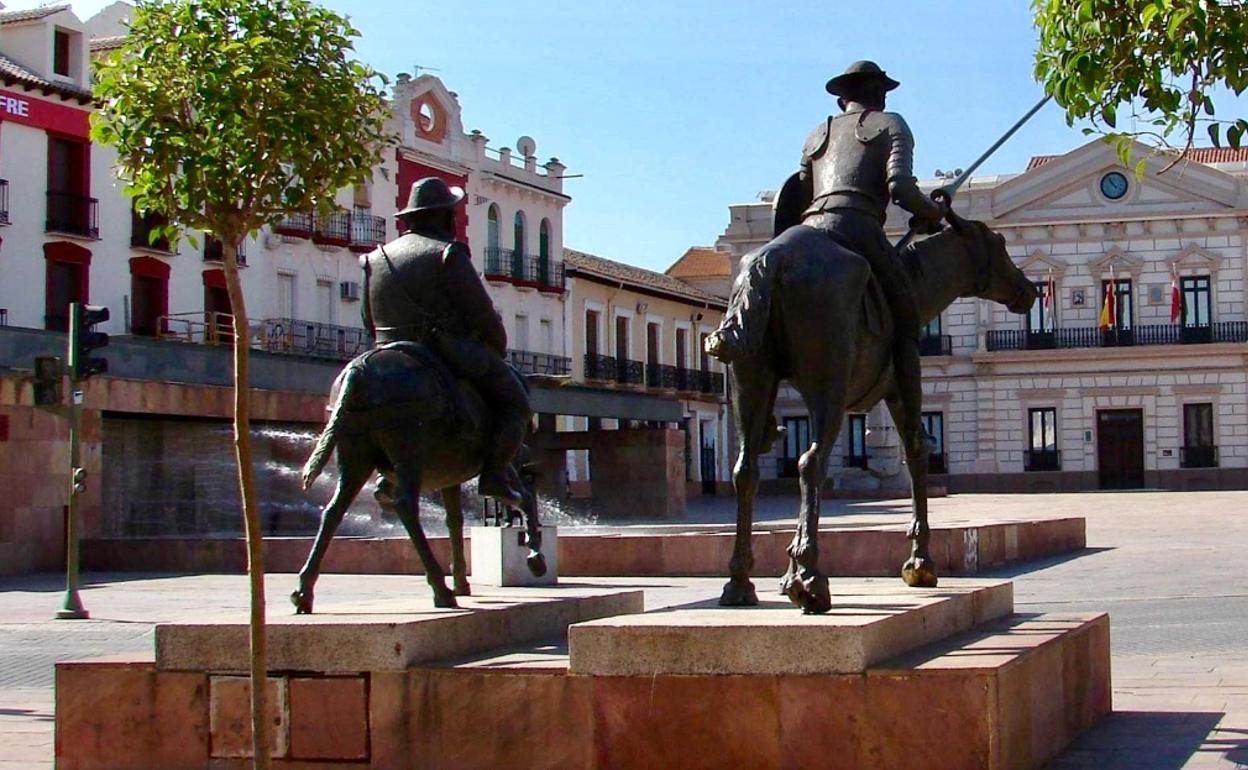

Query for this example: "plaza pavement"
[1,490,1247,768]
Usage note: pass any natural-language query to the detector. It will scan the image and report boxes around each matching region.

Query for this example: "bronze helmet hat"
[395,176,466,219]
[825,60,900,97]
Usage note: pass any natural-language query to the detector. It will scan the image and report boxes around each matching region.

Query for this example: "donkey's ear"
[944,208,970,233]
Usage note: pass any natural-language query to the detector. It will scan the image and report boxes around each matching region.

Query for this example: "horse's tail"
[301,365,359,489]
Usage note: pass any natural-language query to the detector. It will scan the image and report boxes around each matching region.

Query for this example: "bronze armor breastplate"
[809,113,891,221]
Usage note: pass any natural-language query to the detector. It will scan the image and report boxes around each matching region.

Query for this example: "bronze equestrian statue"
[292,178,543,612]
[707,61,1038,613]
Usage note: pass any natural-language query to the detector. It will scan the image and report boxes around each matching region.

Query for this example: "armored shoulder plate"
[801,118,831,162]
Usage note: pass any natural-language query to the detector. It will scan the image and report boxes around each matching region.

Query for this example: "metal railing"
[507,349,571,376]
[918,334,952,357]
[987,322,1248,352]
[312,211,352,246]
[159,311,237,345]
[1023,449,1061,472]
[274,211,314,237]
[1180,445,1219,469]
[483,247,565,290]
[351,212,386,251]
[204,237,247,266]
[0,179,9,225]
[584,353,644,385]
[643,363,724,395]
[46,191,99,238]
[131,209,171,251]
[257,318,372,360]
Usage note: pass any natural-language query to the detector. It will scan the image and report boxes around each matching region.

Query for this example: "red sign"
[0,88,90,139]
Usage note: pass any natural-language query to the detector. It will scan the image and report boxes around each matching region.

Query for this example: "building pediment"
[1018,250,1068,280]
[399,75,465,148]
[1167,243,1223,275]
[990,138,1244,222]
[1088,246,1143,279]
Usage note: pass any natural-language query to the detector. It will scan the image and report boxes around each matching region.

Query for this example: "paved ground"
[2,491,1247,768]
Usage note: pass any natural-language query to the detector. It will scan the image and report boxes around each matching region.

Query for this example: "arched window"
[538,218,552,285]
[512,210,527,278]
[486,205,500,273]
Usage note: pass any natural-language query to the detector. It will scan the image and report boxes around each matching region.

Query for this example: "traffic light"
[33,355,64,407]
[72,467,87,495]
[71,304,109,380]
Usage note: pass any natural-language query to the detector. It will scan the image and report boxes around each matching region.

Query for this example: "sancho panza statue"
[707,61,945,457]
[360,177,529,506]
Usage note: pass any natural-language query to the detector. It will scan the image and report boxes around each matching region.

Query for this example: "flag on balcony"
[1170,265,1183,324]
[1044,268,1055,321]
[1099,266,1116,330]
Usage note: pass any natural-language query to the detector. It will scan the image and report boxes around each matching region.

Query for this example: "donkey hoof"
[718,579,759,607]
[453,579,472,597]
[432,591,459,609]
[291,590,313,615]
[526,552,548,578]
[901,558,939,588]
[781,571,832,615]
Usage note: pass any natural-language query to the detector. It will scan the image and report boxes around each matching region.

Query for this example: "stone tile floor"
[2,490,1248,768]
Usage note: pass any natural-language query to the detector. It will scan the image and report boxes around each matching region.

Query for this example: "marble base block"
[469,525,559,587]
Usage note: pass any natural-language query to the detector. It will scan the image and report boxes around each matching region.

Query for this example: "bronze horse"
[293,344,545,612]
[719,212,1037,613]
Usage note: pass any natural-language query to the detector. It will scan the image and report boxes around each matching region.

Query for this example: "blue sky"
[29,1,1248,271]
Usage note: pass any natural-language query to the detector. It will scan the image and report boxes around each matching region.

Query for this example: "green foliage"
[1033,0,1248,157]
[91,0,393,245]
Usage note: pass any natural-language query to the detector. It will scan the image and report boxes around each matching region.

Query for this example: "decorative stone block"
[288,676,368,760]
[469,525,558,586]
[208,675,289,759]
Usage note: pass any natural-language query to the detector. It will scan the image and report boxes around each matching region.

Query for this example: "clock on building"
[1099,171,1128,200]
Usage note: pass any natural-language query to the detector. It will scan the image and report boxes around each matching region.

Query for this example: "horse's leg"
[521,477,547,578]
[292,444,372,614]
[719,363,779,607]
[781,376,848,615]
[442,485,470,596]
[885,392,938,587]
[389,459,456,608]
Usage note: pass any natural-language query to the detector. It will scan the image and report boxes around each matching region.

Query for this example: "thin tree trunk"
[222,239,271,770]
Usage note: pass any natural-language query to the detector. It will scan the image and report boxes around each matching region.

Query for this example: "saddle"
[329,342,479,435]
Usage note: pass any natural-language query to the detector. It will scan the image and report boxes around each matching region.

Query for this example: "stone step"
[569,578,1014,676]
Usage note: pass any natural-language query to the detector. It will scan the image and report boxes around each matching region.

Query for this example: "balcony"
[643,363,724,395]
[350,212,386,252]
[484,247,565,291]
[584,353,644,385]
[918,334,952,357]
[507,349,571,376]
[204,237,247,266]
[1024,449,1061,472]
[274,211,314,238]
[987,322,1248,352]
[928,452,948,474]
[0,179,9,225]
[1180,445,1219,469]
[46,191,99,238]
[257,318,372,361]
[131,209,171,252]
[843,454,869,471]
[312,211,352,247]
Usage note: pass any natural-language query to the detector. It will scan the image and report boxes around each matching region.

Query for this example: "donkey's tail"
[302,366,359,489]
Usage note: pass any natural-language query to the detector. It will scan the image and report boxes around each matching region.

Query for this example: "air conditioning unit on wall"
[340,281,361,301]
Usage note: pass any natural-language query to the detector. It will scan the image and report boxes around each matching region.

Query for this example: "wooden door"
[1097,409,1144,489]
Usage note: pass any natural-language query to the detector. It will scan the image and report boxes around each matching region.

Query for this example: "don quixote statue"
[293,177,546,613]
[706,61,1038,614]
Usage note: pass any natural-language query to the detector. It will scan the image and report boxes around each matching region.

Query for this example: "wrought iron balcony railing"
[274,211,314,237]
[350,212,386,252]
[257,318,372,360]
[1180,445,1219,469]
[204,237,247,265]
[584,353,644,385]
[1023,449,1061,472]
[131,209,171,252]
[987,322,1248,352]
[312,211,352,247]
[918,334,952,357]
[483,247,566,290]
[46,190,98,238]
[507,349,571,376]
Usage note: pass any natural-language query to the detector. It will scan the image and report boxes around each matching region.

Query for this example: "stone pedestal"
[469,525,558,587]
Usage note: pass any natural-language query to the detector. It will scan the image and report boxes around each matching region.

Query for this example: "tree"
[92,1,391,766]
[1033,0,1248,169]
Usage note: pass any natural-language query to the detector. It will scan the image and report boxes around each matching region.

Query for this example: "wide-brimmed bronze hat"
[825,60,900,97]
[395,176,465,219]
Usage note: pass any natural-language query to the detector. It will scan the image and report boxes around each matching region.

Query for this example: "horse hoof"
[901,558,939,588]
[718,579,758,607]
[526,552,547,578]
[290,590,313,615]
[781,571,832,615]
[453,580,472,597]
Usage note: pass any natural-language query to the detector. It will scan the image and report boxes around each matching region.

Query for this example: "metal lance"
[896,94,1052,251]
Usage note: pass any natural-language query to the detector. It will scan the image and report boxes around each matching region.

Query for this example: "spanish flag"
[1099,266,1117,330]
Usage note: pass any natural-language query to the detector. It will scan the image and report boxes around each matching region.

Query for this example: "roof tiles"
[564,248,727,307]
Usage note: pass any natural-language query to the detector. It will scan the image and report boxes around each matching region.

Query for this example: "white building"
[715,139,1248,492]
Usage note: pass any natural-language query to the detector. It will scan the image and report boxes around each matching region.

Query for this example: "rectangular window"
[317,280,335,324]
[514,313,529,351]
[585,309,599,357]
[277,273,296,319]
[845,414,868,469]
[1182,402,1217,468]
[699,332,711,371]
[540,319,553,354]
[646,322,660,366]
[922,412,946,474]
[921,315,942,338]
[1026,407,1060,471]
[675,327,688,369]
[45,260,83,331]
[614,315,629,361]
[53,30,71,77]
[131,274,164,336]
[1027,280,1052,332]
[1180,276,1211,343]
[780,416,810,478]
[1100,278,1133,329]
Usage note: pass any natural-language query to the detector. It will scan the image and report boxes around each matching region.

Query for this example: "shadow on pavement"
[1048,710,1234,769]
[980,546,1115,579]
